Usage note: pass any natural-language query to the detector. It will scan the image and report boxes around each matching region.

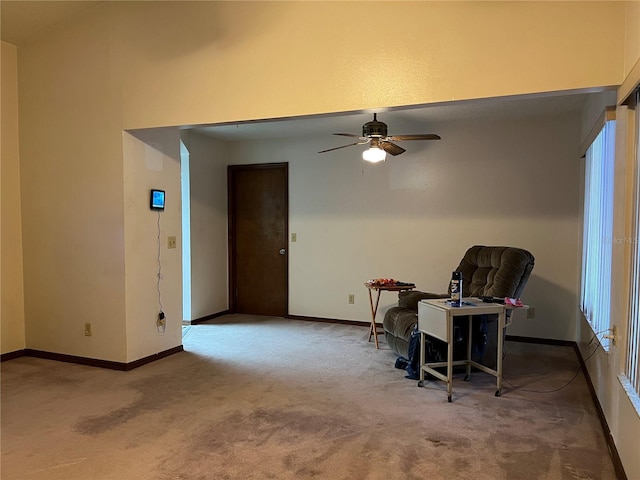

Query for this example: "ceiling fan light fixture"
[362,146,386,163]
[318,113,440,158]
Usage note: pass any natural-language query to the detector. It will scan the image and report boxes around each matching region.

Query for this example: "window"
[624,89,640,400]
[580,118,616,350]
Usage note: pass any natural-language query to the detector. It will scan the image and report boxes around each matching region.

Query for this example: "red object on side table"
[364,280,415,348]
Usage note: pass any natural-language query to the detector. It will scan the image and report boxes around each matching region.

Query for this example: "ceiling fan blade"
[318,141,369,154]
[388,134,441,141]
[380,141,406,156]
[333,133,363,138]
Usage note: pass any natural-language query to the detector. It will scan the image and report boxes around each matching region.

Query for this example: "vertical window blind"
[581,119,616,350]
[625,89,640,396]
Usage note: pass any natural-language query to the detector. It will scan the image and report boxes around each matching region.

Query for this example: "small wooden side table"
[364,283,415,349]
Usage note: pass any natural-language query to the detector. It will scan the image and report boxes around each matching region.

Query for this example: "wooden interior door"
[228,163,288,316]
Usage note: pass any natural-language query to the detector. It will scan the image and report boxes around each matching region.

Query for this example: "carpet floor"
[1,315,616,479]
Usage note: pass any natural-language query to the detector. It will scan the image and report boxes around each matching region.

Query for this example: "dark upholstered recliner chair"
[383,245,535,367]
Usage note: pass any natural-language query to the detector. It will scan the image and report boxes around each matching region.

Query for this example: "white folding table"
[417,298,523,402]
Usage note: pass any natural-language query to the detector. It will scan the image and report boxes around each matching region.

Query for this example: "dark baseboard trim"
[573,343,628,480]
[507,335,626,479]
[5,346,184,371]
[24,349,129,370]
[190,310,230,325]
[286,314,370,328]
[192,312,371,328]
[124,346,184,370]
[505,335,576,347]
[1,349,27,362]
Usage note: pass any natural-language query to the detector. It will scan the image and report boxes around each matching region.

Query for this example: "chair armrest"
[398,291,449,311]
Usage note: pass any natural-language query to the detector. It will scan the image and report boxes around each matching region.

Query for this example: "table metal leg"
[417,301,508,402]
[418,331,425,387]
[495,310,505,397]
[447,316,453,402]
[464,315,472,381]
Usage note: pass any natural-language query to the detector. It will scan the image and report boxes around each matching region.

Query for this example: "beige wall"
[611,9,640,478]
[619,1,640,103]
[1,41,25,354]
[624,1,640,78]
[576,9,640,477]
[114,1,625,130]
[4,0,638,476]
[578,102,640,480]
[123,129,183,361]
[5,5,633,353]
[227,111,582,340]
[610,103,640,480]
[16,11,127,360]
[181,132,229,321]
[11,0,627,361]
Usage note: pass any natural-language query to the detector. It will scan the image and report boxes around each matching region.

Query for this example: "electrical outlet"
[84,322,92,336]
[348,294,355,304]
[606,325,618,346]
[526,307,535,318]
[157,311,166,328]
[167,236,177,249]
[291,233,297,242]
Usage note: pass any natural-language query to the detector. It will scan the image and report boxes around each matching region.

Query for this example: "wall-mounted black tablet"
[150,189,165,210]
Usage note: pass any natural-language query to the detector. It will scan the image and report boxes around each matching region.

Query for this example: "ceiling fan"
[318,113,441,162]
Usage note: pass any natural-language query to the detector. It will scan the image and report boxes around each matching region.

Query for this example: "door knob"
[279,249,286,255]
